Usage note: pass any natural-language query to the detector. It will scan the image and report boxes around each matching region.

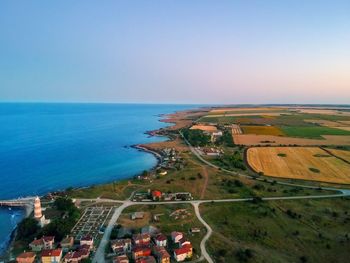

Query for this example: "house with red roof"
[135,256,156,263]
[63,251,82,263]
[41,248,62,263]
[171,232,183,244]
[153,246,170,263]
[178,237,191,248]
[16,251,36,263]
[153,234,167,247]
[151,190,162,201]
[80,235,94,249]
[114,254,129,263]
[173,244,192,262]
[42,236,55,249]
[29,238,44,252]
[133,233,151,246]
[29,236,55,252]
[132,246,152,260]
[111,238,132,254]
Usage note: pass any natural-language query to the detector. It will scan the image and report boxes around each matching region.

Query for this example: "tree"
[16,218,39,241]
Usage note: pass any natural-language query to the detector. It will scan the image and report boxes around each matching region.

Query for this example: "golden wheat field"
[247,147,350,184]
[325,148,350,163]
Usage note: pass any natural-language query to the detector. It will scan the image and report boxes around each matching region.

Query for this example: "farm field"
[233,134,350,146]
[241,125,284,136]
[207,112,290,117]
[190,124,218,132]
[325,148,350,163]
[295,108,350,116]
[281,126,350,139]
[209,107,284,114]
[247,147,350,184]
[304,119,348,127]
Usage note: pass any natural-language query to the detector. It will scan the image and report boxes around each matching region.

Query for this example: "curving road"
[193,202,213,263]
[89,134,350,263]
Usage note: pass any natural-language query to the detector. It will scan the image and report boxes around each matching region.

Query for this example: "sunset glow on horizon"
[0,1,349,104]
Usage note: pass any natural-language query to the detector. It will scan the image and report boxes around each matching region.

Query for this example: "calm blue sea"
[0,103,196,255]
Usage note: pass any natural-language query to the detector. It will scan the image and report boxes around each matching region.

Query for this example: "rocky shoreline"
[0,109,192,261]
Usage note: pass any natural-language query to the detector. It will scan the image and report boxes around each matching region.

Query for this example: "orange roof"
[30,238,43,246]
[174,244,192,256]
[42,249,62,257]
[17,252,36,259]
[152,190,162,197]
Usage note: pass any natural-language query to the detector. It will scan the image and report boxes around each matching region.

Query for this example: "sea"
[0,103,196,255]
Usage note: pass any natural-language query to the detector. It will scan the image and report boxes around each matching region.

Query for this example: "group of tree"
[215,130,235,147]
[215,151,246,170]
[182,128,211,146]
[41,197,81,241]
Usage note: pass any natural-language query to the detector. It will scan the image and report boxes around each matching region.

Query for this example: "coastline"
[2,107,204,259]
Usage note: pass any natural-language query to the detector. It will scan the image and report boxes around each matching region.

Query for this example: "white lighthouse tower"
[33,196,50,227]
[34,196,43,219]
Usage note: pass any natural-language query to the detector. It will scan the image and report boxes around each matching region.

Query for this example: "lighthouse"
[33,196,50,227]
[34,196,43,219]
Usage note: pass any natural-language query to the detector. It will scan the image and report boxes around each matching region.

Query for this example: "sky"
[0,0,349,104]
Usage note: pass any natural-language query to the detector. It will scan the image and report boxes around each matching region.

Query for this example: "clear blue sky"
[1,1,349,104]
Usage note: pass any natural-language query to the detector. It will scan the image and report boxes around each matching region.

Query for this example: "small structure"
[158,171,167,176]
[131,212,145,220]
[151,190,162,201]
[171,232,183,244]
[153,234,167,247]
[16,252,36,263]
[114,254,129,263]
[80,235,94,249]
[190,227,201,233]
[41,248,62,263]
[173,244,193,262]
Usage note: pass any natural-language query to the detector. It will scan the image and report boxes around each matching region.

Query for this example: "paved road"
[180,131,350,195]
[92,201,132,263]
[88,190,350,263]
[193,202,213,263]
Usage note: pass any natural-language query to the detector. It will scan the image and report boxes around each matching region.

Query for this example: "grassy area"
[201,197,350,263]
[281,126,350,139]
[67,179,145,200]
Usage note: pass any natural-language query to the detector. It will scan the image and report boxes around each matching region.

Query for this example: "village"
[14,189,200,263]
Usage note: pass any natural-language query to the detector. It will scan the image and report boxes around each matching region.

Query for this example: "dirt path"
[200,166,209,199]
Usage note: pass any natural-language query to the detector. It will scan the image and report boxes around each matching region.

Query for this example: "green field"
[281,126,350,139]
[201,198,350,263]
